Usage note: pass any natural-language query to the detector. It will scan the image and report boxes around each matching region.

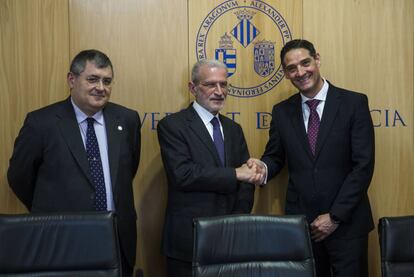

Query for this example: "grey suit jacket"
[157,105,255,261]
[262,82,375,239]
[8,97,141,267]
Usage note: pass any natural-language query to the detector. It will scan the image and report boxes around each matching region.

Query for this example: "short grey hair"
[191,59,228,84]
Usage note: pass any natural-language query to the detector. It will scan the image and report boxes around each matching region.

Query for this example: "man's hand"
[310,213,339,242]
[236,163,264,184]
[246,158,266,185]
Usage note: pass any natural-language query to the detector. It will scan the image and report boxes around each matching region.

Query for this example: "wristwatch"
[330,213,341,224]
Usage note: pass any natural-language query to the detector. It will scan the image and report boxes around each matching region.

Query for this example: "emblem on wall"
[215,33,237,77]
[195,0,292,97]
[254,40,275,77]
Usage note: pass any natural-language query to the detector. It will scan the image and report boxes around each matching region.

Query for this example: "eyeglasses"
[85,76,113,88]
[199,81,228,91]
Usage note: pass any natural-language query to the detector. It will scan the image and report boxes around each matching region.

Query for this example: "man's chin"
[90,100,108,110]
[214,104,224,110]
[209,106,223,114]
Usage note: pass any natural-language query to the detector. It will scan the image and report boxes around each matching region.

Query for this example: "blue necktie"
[211,117,225,166]
[306,99,321,156]
[86,118,107,211]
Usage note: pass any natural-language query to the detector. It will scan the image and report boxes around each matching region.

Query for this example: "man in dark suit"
[248,39,375,277]
[8,49,140,277]
[157,59,260,277]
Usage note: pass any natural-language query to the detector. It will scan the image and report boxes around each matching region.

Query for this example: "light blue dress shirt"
[71,98,115,211]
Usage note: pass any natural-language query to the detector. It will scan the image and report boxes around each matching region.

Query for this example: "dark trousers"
[312,235,368,277]
[120,248,133,277]
[166,257,192,277]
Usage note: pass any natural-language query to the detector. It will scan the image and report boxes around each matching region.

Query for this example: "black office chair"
[0,212,121,276]
[378,216,414,277]
[192,214,315,277]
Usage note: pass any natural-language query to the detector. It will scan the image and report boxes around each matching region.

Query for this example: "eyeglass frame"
[197,81,228,91]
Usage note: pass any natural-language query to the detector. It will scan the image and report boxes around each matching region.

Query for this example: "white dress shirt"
[192,100,224,140]
[71,98,115,211]
[301,79,329,132]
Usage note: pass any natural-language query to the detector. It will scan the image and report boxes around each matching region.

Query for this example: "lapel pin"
[118,126,123,131]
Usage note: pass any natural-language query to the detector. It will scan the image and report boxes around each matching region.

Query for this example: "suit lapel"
[56,98,94,186]
[186,106,223,166]
[103,104,121,196]
[314,85,340,159]
[288,94,315,160]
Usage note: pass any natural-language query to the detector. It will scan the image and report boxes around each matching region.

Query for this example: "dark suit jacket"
[8,97,141,267]
[157,105,255,262]
[262,82,375,239]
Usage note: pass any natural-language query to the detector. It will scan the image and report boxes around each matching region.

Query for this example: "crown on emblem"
[254,40,275,48]
[218,32,233,49]
[234,9,255,20]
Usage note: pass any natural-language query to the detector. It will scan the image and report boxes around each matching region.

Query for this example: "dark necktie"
[306,99,321,156]
[86,118,107,211]
[211,117,225,166]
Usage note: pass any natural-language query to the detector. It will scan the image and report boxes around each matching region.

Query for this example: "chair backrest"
[0,212,121,277]
[379,216,414,277]
[192,214,315,277]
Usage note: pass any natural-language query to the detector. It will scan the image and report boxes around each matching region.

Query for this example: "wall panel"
[0,0,69,213]
[303,0,414,276]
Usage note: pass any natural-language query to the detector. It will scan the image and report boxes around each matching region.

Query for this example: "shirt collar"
[71,97,104,125]
[300,78,329,104]
[192,100,219,126]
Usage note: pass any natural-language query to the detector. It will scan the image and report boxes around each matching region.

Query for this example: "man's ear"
[188,81,197,96]
[67,72,76,88]
[315,53,321,67]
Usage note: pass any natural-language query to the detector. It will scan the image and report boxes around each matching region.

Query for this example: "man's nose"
[95,80,105,91]
[296,66,306,77]
[215,83,224,95]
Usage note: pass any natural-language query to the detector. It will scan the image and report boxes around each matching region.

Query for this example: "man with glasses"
[8,49,141,276]
[157,59,262,277]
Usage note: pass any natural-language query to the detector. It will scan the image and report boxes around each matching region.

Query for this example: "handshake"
[236,158,266,186]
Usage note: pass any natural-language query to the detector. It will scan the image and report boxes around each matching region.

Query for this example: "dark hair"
[70,49,113,76]
[280,39,317,67]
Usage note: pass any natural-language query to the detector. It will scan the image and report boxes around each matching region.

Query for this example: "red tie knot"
[306,99,321,111]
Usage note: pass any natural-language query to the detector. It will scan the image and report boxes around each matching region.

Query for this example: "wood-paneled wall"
[0,0,69,212]
[303,1,414,275]
[0,0,412,276]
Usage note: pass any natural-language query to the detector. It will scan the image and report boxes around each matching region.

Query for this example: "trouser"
[312,235,368,277]
[166,256,192,277]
